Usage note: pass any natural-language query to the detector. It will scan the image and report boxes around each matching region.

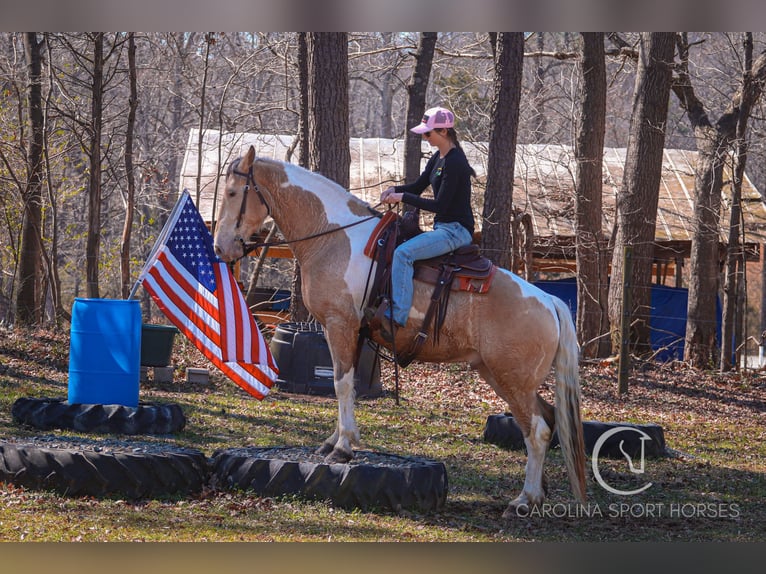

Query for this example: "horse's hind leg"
[476,364,555,517]
[502,398,555,518]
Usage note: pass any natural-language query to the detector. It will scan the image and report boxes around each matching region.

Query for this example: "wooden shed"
[180,129,766,284]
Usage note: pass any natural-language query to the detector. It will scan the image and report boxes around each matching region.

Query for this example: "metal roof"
[180,129,766,249]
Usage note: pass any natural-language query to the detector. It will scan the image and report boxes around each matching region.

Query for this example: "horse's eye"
[228,190,237,198]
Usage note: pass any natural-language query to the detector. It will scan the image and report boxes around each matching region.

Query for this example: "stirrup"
[365,298,389,329]
[365,298,396,343]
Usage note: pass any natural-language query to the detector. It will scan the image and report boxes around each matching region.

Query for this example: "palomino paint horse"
[214,146,587,516]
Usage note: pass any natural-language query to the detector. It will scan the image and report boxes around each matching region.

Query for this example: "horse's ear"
[243,145,255,168]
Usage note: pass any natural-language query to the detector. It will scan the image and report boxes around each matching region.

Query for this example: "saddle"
[361,209,497,367]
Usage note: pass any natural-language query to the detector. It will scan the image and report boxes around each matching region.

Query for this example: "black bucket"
[140,324,179,367]
[249,287,291,311]
[270,322,381,397]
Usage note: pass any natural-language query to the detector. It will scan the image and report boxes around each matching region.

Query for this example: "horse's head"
[214,145,271,262]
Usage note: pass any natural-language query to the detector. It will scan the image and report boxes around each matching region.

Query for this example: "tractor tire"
[483,413,526,451]
[211,446,448,513]
[12,397,186,435]
[0,436,208,498]
[483,413,666,457]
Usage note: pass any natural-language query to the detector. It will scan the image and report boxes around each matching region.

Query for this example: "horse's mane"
[246,155,377,214]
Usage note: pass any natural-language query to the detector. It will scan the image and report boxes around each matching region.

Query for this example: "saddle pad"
[414,262,498,294]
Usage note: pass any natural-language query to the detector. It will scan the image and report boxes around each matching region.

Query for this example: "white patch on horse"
[498,268,560,336]
[335,369,360,447]
[522,413,552,501]
[344,227,379,310]
[280,163,378,310]
[281,164,356,227]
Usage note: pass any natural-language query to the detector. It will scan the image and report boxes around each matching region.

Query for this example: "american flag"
[137,190,277,399]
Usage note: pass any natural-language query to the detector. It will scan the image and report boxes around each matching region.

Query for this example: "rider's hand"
[381,186,396,202]
[382,189,403,205]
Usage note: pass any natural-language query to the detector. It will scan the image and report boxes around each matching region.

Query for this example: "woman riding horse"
[213,146,587,517]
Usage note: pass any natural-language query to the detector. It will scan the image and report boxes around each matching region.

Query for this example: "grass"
[0,326,764,542]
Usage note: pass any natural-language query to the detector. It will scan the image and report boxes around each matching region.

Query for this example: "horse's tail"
[551,296,587,504]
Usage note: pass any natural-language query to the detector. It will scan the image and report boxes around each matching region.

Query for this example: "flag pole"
[127,190,192,300]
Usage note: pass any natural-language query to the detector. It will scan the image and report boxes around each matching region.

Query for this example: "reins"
[235,213,381,261]
[230,163,384,261]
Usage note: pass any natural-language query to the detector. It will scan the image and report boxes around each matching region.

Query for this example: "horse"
[213,146,587,517]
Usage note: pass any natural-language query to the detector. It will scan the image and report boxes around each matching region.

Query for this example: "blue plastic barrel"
[68,298,141,407]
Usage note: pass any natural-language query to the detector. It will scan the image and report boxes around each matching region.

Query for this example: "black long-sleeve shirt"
[394,147,475,235]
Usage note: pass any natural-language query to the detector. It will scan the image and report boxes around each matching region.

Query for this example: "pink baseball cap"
[410,106,455,134]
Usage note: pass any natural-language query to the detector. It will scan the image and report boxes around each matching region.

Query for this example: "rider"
[378,106,476,337]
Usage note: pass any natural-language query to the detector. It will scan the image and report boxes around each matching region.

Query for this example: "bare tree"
[120,33,137,299]
[288,32,311,321]
[286,32,350,324]
[575,33,610,358]
[83,33,105,299]
[608,33,675,356]
[15,32,45,325]
[307,33,350,188]
[673,34,766,368]
[481,32,524,270]
[721,33,754,371]
[403,33,437,184]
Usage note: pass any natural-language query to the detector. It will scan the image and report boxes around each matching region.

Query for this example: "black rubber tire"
[483,413,666,457]
[11,397,186,435]
[483,413,526,451]
[211,446,448,513]
[0,436,209,498]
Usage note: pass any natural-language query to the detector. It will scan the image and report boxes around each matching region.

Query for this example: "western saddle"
[360,209,497,367]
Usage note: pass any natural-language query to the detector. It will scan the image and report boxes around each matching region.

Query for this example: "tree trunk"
[16,32,45,325]
[165,32,195,211]
[674,35,766,368]
[378,32,397,140]
[121,33,137,300]
[530,32,547,143]
[290,32,311,322]
[195,33,213,207]
[721,33,753,371]
[608,32,675,356]
[403,33,437,184]
[297,32,309,170]
[85,33,104,299]
[481,32,524,270]
[575,32,609,359]
[307,33,350,188]
[685,133,727,367]
[297,33,350,323]
[42,33,64,324]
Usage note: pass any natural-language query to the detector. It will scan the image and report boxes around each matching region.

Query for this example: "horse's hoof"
[324,448,353,464]
[315,443,334,456]
[502,494,543,519]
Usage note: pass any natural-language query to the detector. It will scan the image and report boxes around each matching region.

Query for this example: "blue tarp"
[534,278,722,362]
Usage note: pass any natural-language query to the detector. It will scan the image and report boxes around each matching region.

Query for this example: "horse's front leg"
[315,325,361,463]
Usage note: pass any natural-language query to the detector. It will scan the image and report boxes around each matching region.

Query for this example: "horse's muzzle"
[213,241,240,263]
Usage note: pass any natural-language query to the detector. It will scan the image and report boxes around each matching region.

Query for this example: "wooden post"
[618,246,633,395]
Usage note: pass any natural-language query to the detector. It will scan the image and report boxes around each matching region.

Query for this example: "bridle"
[227,162,381,261]
[231,164,270,228]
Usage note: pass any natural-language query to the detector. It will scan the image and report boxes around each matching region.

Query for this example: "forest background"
[2,32,766,372]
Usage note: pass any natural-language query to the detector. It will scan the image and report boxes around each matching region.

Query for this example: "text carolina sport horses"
[213,146,587,516]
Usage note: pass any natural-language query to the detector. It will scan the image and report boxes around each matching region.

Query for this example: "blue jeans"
[390,221,473,326]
